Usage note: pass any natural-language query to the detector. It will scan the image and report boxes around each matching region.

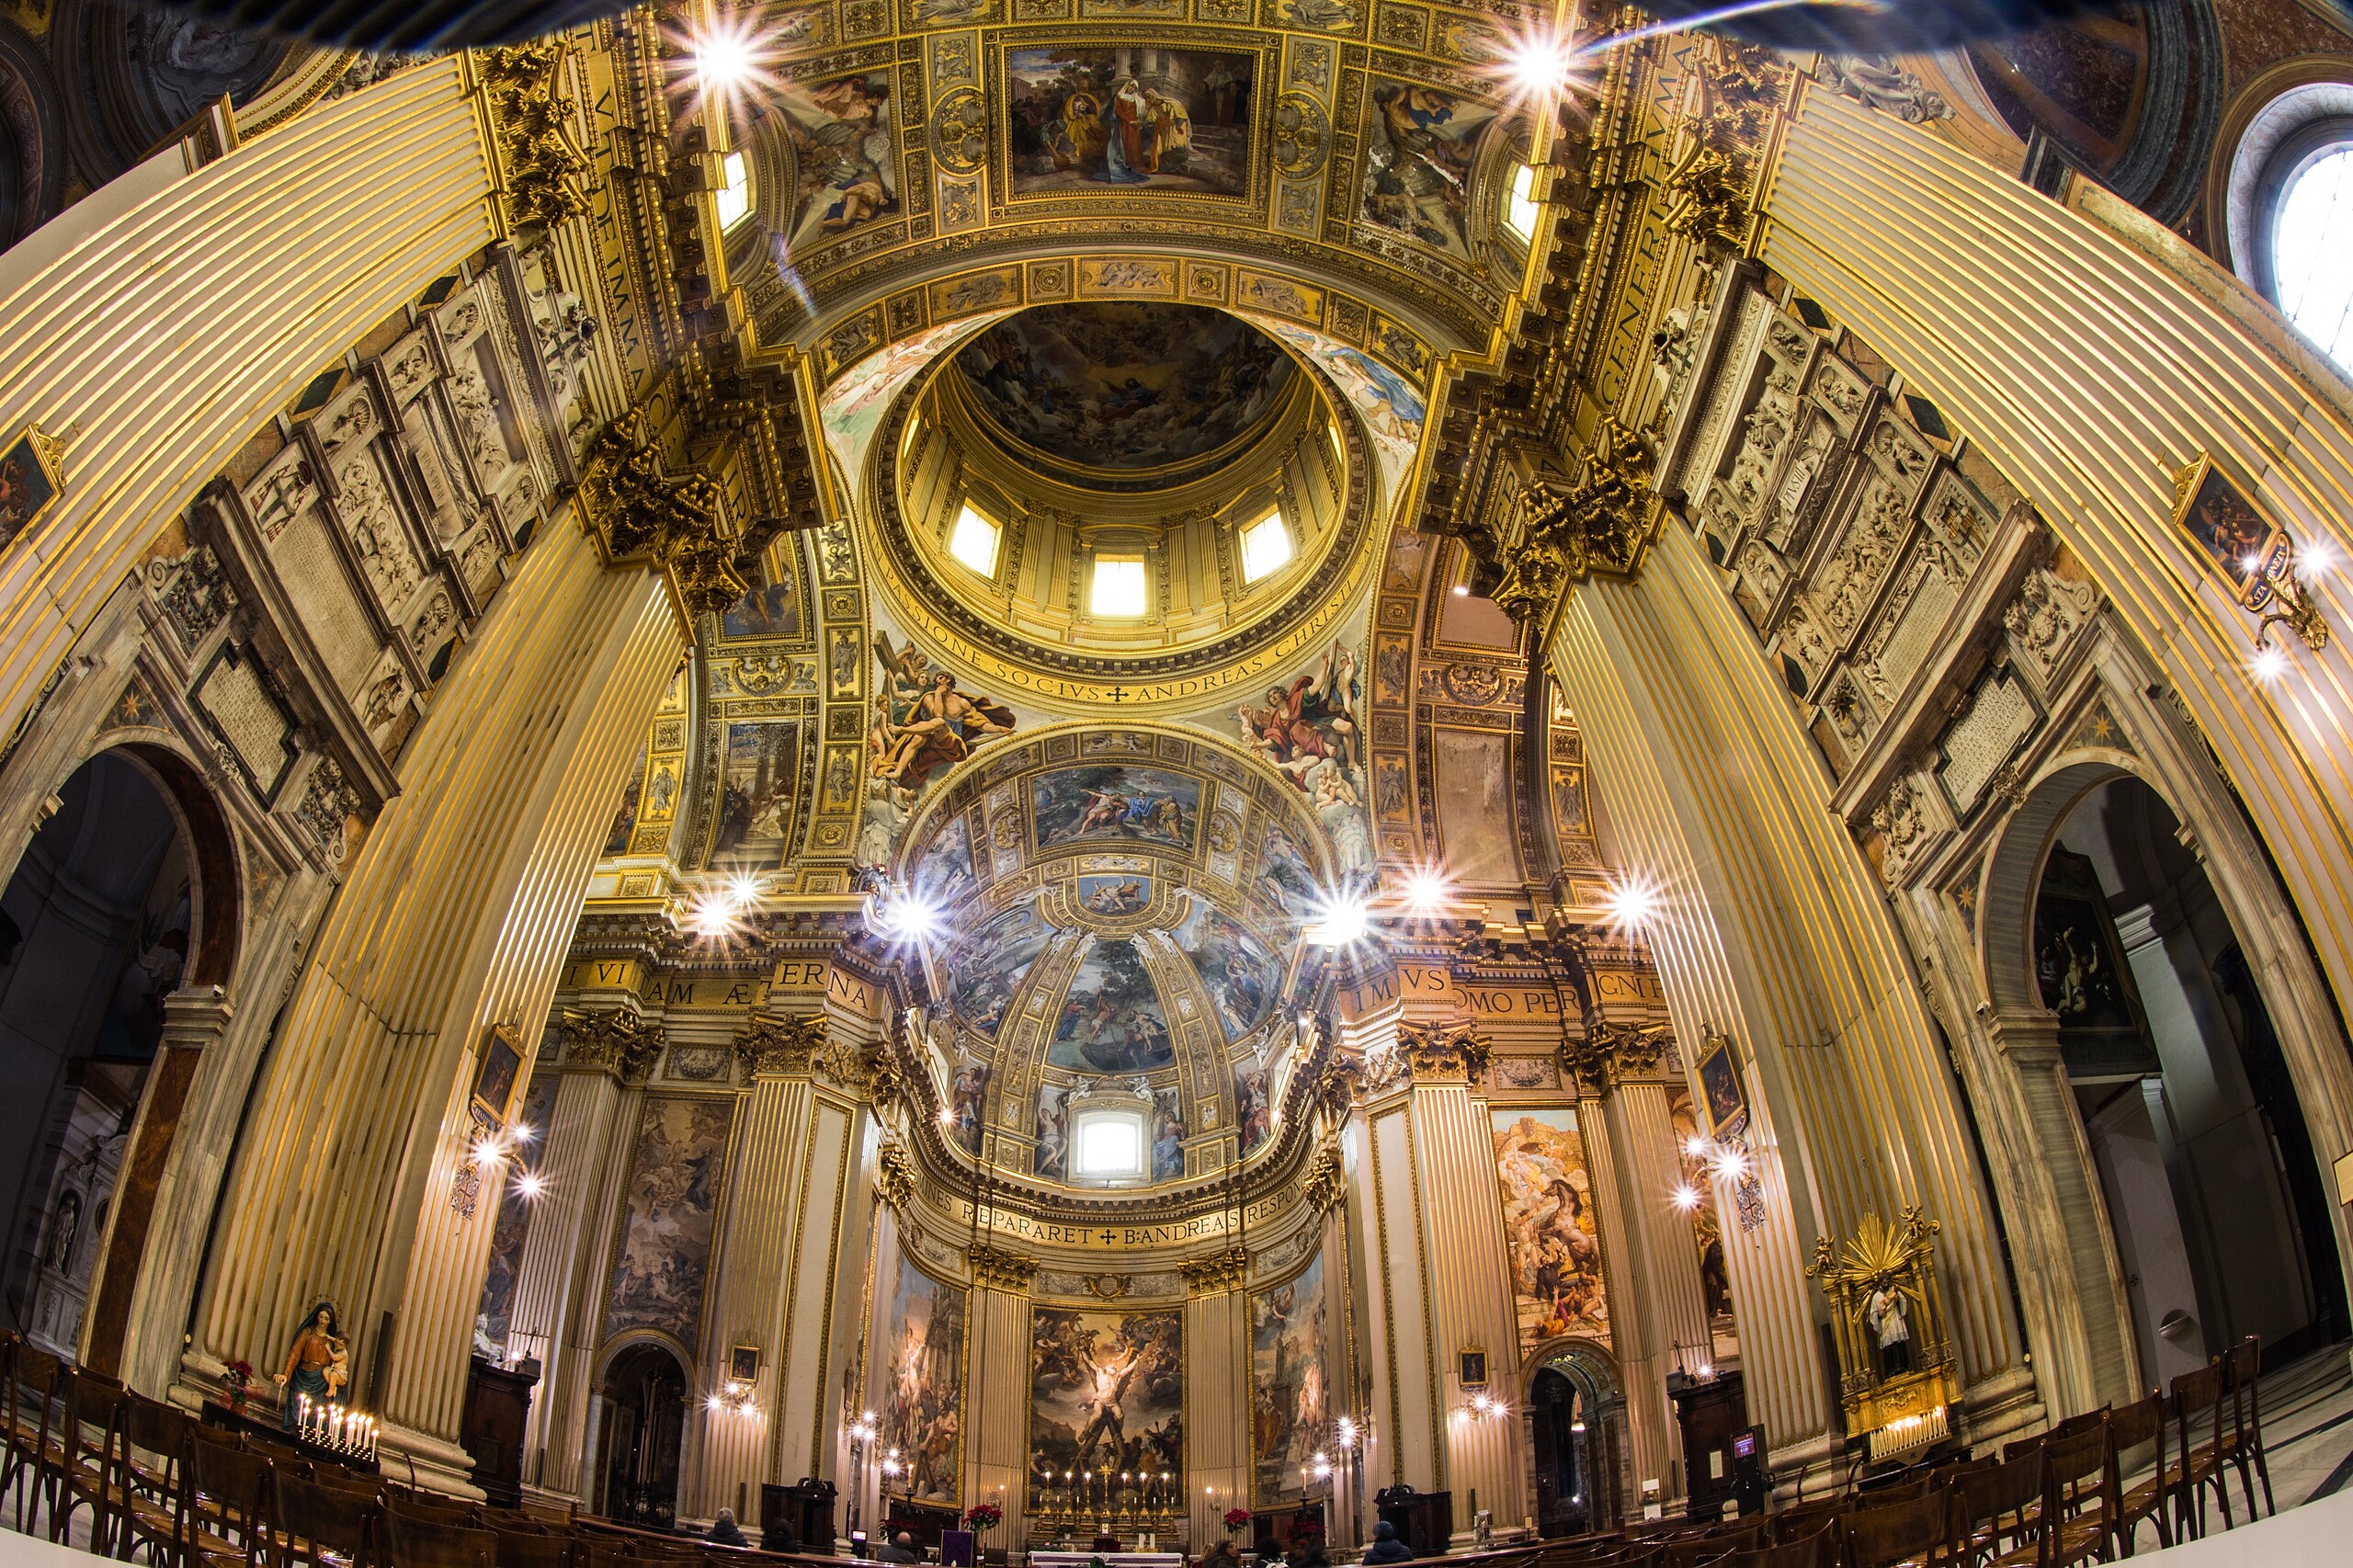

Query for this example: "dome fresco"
[892,725,1330,1187]
[948,302,1299,488]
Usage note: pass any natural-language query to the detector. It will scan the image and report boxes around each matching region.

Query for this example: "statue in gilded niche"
[273,1301,349,1426]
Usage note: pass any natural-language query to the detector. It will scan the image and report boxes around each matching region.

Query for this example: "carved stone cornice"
[1559,1019,1666,1096]
[967,1240,1037,1291]
[734,1012,826,1078]
[480,43,590,234]
[875,1142,915,1212]
[1176,1245,1251,1294]
[817,1033,904,1111]
[577,410,746,618]
[1399,1017,1493,1086]
[1494,418,1656,626]
[559,1006,665,1085]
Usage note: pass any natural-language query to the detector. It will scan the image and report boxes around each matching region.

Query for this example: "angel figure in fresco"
[869,635,1016,790]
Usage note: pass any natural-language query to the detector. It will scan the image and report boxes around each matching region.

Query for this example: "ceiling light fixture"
[2251,645,2290,683]
[1672,1184,1700,1211]
[691,25,758,96]
[1402,864,1454,918]
[1308,890,1372,947]
[1604,875,1661,929]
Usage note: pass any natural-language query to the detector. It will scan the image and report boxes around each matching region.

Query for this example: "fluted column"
[1552,523,2026,1476]
[961,1261,1031,1527]
[1184,1261,1249,1553]
[189,513,680,1493]
[1339,998,1440,1493]
[1562,1060,1668,1504]
[509,1040,645,1504]
[1609,1082,1715,1380]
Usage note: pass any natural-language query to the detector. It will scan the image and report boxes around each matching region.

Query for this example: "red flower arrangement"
[1222,1508,1252,1532]
[219,1359,254,1413]
[962,1505,1003,1532]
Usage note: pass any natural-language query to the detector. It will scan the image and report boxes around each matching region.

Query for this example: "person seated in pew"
[707,1509,750,1549]
[1360,1522,1414,1564]
[875,1530,921,1563]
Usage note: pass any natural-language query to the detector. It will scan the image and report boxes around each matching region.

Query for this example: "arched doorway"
[1523,1344,1624,1537]
[2029,774,2349,1381]
[0,749,209,1356]
[1529,1366,1586,1537]
[597,1342,688,1528]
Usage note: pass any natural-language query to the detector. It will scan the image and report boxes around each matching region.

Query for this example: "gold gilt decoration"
[1399,1017,1493,1085]
[1301,1137,1346,1218]
[577,411,746,618]
[1176,1245,1251,1294]
[968,1240,1038,1290]
[735,1012,828,1077]
[1662,37,1787,251]
[1807,1208,1961,1461]
[1660,145,1746,249]
[560,1006,665,1084]
[818,1033,904,1111]
[480,43,590,233]
[1494,420,1656,626]
[1559,1020,1666,1096]
[874,1142,915,1212]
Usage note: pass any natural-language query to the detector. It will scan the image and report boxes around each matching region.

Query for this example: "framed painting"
[1459,1346,1489,1389]
[2170,453,2290,613]
[1695,1030,1748,1142]
[1000,42,1259,201]
[728,1344,761,1385]
[472,1024,524,1123]
[0,426,63,554]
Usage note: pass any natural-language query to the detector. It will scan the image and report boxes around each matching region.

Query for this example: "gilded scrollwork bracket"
[577,410,747,619]
[481,42,592,235]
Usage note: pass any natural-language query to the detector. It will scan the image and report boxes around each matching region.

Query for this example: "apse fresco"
[1173,892,1279,1040]
[1033,764,1200,850]
[1035,1081,1072,1179]
[474,1072,559,1360]
[1236,641,1372,877]
[1240,314,1425,490]
[1151,1084,1185,1181]
[864,631,1018,872]
[604,1096,735,1346]
[1006,48,1256,197]
[1076,872,1152,915]
[720,550,801,639]
[947,896,1055,1034]
[1251,1254,1332,1506]
[1029,1307,1184,1486]
[774,72,898,250]
[948,1060,989,1154]
[1234,1056,1274,1156]
[711,721,799,868]
[1358,80,1499,261]
[1050,938,1174,1072]
[1255,825,1320,920]
[911,812,976,901]
[951,304,1294,475]
[881,1254,966,1506]
[1492,1108,1609,1348]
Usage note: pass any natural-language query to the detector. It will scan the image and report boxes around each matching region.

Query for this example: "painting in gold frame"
[0,426,63,555]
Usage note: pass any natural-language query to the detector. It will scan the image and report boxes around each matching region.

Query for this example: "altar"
[1026,1552,1187,1568]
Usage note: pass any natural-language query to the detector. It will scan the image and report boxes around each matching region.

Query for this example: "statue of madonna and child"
[273,1300,351,1429]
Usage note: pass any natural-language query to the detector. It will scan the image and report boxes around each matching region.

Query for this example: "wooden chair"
[2222,1337,2274,1520]
[184,1429,279,1568]
[278,1469,381,1568]
[2167,1360,2233,1540]
[490,1526,572,1568]
[1838,1491,1944,1568]
[118,1394,195,1565]
[1660,1526,1764,1568]
[1712,1528,1839,1568]
[5,1340,64,1530]
[381,1511,497,1568]
[386,1489,483,1528]
[51,1367,136,1551]
[2106,1392,2173,1557]
[1944,1450,2043,1568]
[2037,1422,2113,1568]
[1771,1499,1846,1547]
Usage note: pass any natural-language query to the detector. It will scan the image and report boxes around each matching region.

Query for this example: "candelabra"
[293,1393,380,1462]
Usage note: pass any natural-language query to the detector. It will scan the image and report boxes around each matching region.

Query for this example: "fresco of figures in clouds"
[1492,1108,1610,1348]
[603,1096,735,1346]
[946,894,1055,1036]
[1173,892,1280,1041]
[1051,937,1174,1074]
[881,1254,966,1505]
[1251,1254,1332,1505]
[1033,764,1201,852]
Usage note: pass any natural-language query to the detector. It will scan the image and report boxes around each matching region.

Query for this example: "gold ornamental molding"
[1808,1207,1961,1462]
[1558,1020,1667,1097]
[968,1239,1039,1290]
[479,42,591,236]
[734,1012,828,1077]
[1176,1244,1251,1295]
[875,1142,916,1212]
[558,1006,665,1085]
[577,410,748,620]
[1300,1137,1346,1219]
[1492,418,1658,628]
[1398,1016,1493,1085]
